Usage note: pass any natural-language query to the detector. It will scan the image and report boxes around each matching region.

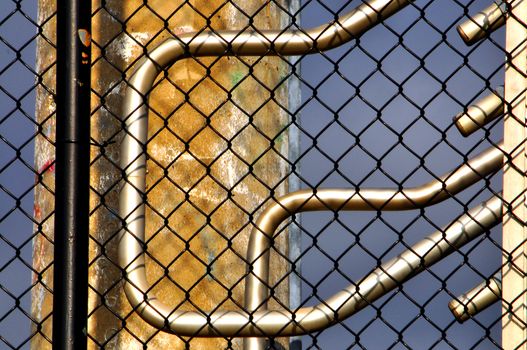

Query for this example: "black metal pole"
[53,0,91,348]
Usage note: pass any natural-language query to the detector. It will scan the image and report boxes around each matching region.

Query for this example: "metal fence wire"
[1,0,526,349]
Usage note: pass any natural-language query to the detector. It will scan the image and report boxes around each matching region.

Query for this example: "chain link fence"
[0,0,522,349]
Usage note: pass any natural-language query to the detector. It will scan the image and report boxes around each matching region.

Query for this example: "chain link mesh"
[0,0,522,349]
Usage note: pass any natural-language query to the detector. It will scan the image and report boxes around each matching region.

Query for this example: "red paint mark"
[39,159,55,174]
[34,204,41,220]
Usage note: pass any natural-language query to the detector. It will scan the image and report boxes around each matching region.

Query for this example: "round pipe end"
[457,2,506,46]
[453,87,504,137]
[448,275,501,323]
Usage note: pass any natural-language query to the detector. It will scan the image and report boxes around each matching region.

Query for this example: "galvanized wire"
[0,0,520,349]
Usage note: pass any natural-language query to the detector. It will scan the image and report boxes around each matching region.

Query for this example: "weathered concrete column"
[33,1,293,349]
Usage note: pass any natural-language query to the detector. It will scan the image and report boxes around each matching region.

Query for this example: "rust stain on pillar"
[33,0,292,349]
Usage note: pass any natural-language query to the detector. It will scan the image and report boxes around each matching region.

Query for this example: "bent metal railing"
[117,0,508,349]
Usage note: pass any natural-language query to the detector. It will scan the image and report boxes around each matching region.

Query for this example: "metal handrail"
[241,144,503,349]
[118,0,504,346]
[242,143,503,343]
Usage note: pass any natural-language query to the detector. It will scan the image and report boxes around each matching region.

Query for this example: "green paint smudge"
[231,71,245,87]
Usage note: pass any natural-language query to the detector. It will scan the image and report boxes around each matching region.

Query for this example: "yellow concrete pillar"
[502,0,527,348]
[33,1,292,349]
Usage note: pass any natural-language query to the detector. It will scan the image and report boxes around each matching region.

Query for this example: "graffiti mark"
[34,204,42,220]
[230,71,245,87]
[39,159,55,174]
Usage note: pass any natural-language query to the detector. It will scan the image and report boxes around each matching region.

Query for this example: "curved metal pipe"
[120,0,414,339]
[448,273,501,322]
[243,143,503,348]
[119,142,504,336]
[120,188,502,336]
[457,1,507,46]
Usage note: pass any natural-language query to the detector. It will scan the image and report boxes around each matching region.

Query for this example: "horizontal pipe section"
[454,87,504,137]
[457,1,507,45]
[449,273,501,322]
[120,0,415,341]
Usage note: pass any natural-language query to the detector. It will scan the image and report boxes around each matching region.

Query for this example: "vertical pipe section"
[53,0,91,349]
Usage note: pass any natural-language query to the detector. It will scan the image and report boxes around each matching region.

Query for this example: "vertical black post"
[53,0,91,348]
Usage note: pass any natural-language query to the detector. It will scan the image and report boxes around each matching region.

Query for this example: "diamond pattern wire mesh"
[0,0,522,349]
